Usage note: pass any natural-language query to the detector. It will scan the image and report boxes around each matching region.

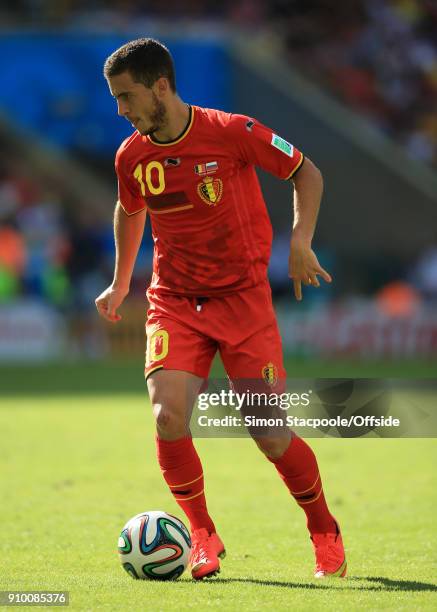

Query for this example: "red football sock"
[156,435,215,534]
[268,436,336,534]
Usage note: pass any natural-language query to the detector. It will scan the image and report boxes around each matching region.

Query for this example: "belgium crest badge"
[262,362,278,387]
[197,176,223,206]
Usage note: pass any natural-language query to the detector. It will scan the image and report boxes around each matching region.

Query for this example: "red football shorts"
[145,280,286,387]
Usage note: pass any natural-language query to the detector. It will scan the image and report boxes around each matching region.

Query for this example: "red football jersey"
[115,105,304,297]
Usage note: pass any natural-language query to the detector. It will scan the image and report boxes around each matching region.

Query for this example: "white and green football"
[118,511,191,580]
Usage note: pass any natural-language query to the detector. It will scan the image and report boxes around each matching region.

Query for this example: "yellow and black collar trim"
[147,105,195,147]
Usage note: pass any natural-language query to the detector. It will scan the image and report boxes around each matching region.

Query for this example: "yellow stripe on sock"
[296,488,323,505]
[290,472,320,495]
[174,489,204,501]
[169,473,203,488]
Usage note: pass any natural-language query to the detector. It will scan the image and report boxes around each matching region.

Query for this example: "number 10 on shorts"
[146,329,169,366]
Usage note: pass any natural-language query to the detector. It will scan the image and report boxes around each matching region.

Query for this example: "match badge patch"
[194,161,218,176]
[197,176,223,206]
[262,362,278,387]
[271,134,294,157]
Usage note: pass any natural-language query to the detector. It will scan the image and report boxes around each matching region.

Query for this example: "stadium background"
[1,3,436,610]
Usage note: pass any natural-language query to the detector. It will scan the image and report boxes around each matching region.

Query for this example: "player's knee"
[153,403,188,437]
[254,436,290,459]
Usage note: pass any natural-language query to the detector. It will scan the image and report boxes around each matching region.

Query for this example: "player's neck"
[153,98,190,142]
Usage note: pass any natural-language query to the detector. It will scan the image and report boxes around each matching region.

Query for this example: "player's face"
[108,71,167,136]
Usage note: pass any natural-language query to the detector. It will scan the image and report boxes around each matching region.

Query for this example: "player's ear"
[154,77,169,97]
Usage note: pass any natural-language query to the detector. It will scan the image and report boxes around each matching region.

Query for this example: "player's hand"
[288,236,332,301]
[95,284,129,323]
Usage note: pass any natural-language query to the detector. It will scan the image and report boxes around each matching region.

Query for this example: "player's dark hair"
[104,38,176,92]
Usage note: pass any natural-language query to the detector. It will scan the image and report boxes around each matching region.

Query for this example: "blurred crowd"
[0,152,96,310]
[0,151,110,312]
[270,0,437,169]
[2,0,437,169]
[0,145,158,313]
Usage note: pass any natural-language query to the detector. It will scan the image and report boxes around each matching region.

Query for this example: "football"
[118,511,191,580]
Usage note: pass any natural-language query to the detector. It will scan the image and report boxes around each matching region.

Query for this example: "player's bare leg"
[147,369,200,440]
[252,433,290,459]
[147,369,225,579]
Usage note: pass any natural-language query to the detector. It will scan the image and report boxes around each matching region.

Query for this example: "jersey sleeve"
[115,146,146,215]
[224,114,304,180]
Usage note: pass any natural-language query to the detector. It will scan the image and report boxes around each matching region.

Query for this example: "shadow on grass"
[351,576,437,592]
[196,576,437,592]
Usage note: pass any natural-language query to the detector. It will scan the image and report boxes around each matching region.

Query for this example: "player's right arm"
[95,141,147,323]
[95,202,147,323]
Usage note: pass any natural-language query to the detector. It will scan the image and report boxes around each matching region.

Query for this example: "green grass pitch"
[1,360,436,610]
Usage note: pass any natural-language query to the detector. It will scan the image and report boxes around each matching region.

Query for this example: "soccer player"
[95,38,346,580]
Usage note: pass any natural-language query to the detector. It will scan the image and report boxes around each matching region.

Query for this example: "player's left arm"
[289,157,332,301]
[223,114,331,300]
